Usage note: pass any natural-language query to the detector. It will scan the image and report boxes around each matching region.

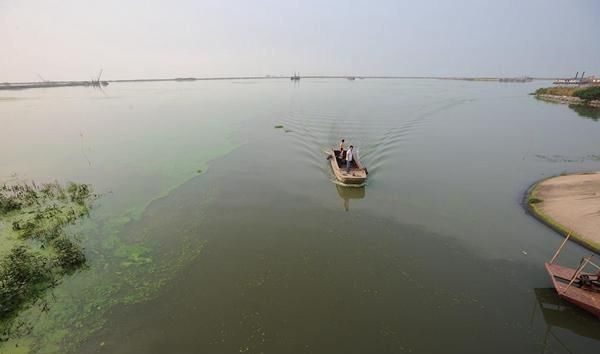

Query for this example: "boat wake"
[280,82,468,184]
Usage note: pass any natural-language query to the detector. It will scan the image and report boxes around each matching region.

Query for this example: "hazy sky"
[1,0,599,81]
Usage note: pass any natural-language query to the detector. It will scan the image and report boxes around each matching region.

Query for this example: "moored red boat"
[545,235,600,318]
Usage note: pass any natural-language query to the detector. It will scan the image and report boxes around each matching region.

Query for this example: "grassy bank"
[525,176,600,253]
[534,86,600,109]
[534,86,580,97]
[534,86,600,103]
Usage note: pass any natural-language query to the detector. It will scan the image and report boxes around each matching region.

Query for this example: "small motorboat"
[328,149,367,185]
[545,234,600,318]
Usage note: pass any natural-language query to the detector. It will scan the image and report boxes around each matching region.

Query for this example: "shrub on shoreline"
[573,86,600,101]
[534,86,579,97]
[534,86,600,101]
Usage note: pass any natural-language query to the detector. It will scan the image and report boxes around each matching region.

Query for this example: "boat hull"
[329,149,367,185]
[545,262,600,318]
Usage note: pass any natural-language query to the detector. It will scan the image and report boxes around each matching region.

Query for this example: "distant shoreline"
[0,76,556,91]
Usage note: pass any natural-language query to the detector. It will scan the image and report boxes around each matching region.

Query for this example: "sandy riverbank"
[527,172,600,252]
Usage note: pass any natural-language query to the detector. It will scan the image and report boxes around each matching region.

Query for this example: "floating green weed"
[0,181,95,342]
[0,246,55,341]
[115,244,152,267]
[52,237,86,273]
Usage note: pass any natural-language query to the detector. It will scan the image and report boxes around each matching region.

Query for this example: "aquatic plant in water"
[0,246,55,325]
[0,179,211,352]
[52,237,86,273]
[0,181,95,342]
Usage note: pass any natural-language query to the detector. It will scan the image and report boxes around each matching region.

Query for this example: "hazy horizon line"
[2,73,579,85]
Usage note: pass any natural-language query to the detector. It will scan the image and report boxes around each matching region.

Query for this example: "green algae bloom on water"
[0,181,95,341]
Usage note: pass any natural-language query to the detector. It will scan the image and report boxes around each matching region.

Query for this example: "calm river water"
[1,79,600,353]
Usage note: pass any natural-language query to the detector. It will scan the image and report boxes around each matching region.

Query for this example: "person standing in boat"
[345,145,354,173]
[339,139,346,160]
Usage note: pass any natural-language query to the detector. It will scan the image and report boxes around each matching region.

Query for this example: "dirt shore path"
[528,172,600,252]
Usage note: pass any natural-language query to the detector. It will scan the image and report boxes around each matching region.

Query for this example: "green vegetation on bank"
[527,197,543,204]
[534,86,600,102]
[0,181,95,341]
[534,86,579,97]
[573,86,600,101]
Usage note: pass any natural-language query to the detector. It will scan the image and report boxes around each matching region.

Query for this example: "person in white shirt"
[345,145,353,173]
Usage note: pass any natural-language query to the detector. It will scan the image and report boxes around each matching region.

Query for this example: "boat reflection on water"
[336,184,365,211]
[531,288,600,352]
